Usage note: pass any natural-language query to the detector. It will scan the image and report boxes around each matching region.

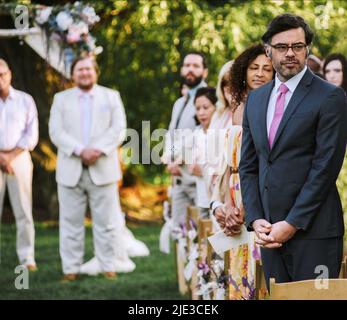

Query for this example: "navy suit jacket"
[239,68,347,239]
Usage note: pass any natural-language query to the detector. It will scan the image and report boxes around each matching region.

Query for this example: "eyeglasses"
[269,43,307,54]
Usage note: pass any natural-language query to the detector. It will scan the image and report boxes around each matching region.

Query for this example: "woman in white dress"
[188,87,217,218]
[202,60,234,196]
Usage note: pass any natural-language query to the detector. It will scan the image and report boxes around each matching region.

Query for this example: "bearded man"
[163,52,208,226]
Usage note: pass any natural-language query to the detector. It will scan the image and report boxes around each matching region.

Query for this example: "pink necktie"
[268,83,289,148]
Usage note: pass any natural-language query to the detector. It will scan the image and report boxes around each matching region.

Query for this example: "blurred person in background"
[0,58,38,272]
[323,53,347,92]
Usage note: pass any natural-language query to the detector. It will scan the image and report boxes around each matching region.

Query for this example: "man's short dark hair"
[183,51,208,68]
[70,56,100,77]
[262,13,314,45]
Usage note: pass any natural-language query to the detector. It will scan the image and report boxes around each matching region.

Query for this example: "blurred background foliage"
[0,0,346,220]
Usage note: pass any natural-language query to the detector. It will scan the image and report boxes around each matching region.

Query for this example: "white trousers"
[58,169,124,274]
[0,151,35,265]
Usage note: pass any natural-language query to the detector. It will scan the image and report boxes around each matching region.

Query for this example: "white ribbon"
[201,285,212,300]
[177,237,187,260]
[197,280,218,300]
[211,259,224,276]
[159,201,173,254]
[187,228,197,241]
[183,243,199,281]
[212,260,226,300]
[196,259,227,300]
[215,287,225,300]
[215,287,226,300]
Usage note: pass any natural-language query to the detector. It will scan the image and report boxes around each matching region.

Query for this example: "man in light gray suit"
[49,56,127,281]
[163,52,208,227]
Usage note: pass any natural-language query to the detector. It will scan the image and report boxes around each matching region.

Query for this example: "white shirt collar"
[77,85,96,98]
[274,65,307,94]
[5,86,16,100]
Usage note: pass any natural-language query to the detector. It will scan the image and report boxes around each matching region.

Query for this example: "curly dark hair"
[229,44,273,106]
[323,53,347,92]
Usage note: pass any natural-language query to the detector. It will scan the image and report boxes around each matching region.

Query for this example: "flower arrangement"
[173,218,199,281]
[33,2,102,69]
[196,259,228,300]
[171,222,188,241]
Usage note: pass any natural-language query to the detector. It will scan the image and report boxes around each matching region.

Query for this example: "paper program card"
[208,225,249,255]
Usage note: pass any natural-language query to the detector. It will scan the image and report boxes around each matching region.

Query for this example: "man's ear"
[267,50,272,59]
[265,45,272,59]
[306,47,310,58]
[203,68,208,80]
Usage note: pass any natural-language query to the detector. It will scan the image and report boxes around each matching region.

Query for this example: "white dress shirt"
[0,86,38,151]
[266,66,307,135]
[74,86,95,156]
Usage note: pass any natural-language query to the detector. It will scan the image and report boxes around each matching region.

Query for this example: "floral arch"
[0,2,102,78]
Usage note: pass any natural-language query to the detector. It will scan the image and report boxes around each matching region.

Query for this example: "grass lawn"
[0,222,186,300]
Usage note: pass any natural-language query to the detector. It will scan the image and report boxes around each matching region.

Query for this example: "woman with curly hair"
[211,44,274,299]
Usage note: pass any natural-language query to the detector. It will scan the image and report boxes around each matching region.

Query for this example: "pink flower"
[66,22,88,44]
[66,31,81,43]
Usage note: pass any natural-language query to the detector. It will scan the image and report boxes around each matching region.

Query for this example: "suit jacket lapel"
[259,80,275,155]
[270,69,314,152]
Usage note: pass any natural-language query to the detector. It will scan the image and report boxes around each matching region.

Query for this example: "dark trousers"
[260,237,343,291]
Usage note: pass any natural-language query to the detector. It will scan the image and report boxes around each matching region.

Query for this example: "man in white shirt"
[49,56,127,281]
[0,58,39,271]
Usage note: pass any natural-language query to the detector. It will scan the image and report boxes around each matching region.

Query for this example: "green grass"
[0,223,186,300]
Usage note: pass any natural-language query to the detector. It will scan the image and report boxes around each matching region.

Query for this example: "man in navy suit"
[239,14,347,286]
